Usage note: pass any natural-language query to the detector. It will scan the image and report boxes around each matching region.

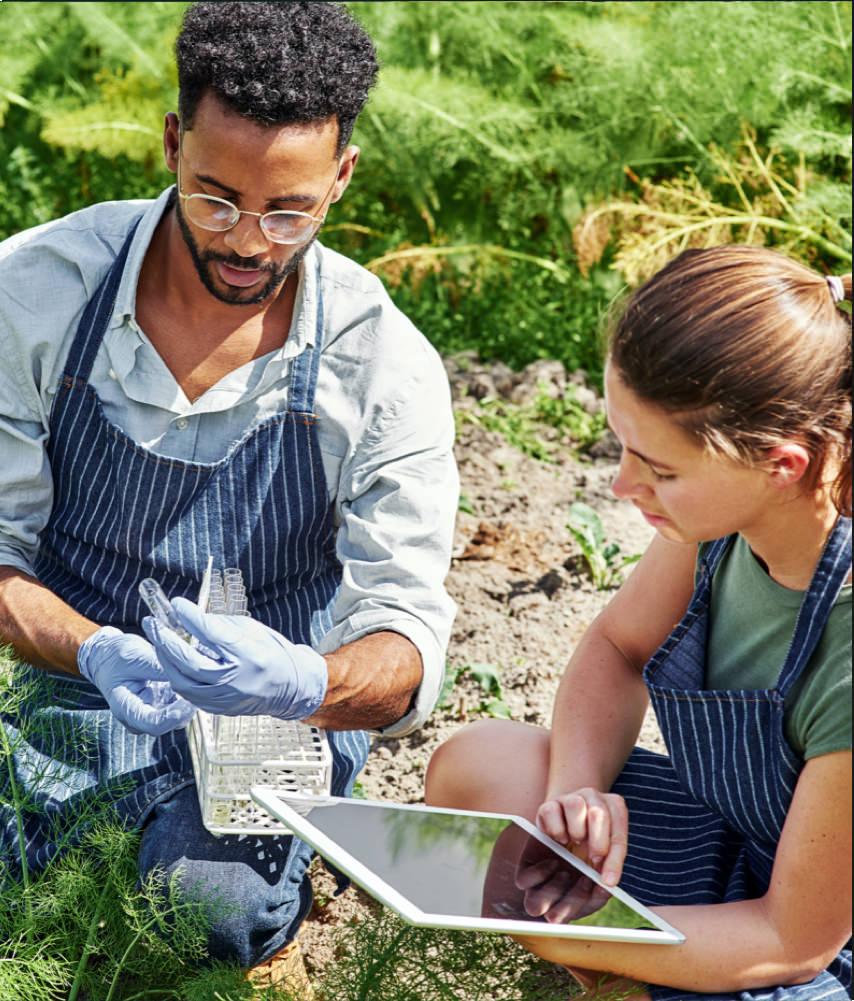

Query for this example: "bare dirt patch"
[299,358,663,978]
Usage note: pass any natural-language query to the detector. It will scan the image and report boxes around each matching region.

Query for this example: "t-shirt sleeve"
[793,601,852,760]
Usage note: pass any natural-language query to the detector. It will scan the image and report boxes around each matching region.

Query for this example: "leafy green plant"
[3,2,848,379]
[0,652,254,1001]
[456,385,608,464]
[316,907,576,1001]
[567,502,642,590]
[457,492,475,515]
[456,398,554,463]
[438,662,512,719]
[531,386,608,452]
[575,124,851,285]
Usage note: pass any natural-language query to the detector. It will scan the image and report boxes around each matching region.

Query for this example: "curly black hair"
[175,2,378,154]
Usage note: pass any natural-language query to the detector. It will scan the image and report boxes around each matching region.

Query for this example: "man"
[0,1,457,986]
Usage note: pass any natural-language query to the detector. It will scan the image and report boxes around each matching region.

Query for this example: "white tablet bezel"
[250,788,684,945]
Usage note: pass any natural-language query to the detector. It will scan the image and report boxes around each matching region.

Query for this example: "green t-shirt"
[702,535,852,761]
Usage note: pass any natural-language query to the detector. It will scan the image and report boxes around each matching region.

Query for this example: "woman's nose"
[611,451,648,501]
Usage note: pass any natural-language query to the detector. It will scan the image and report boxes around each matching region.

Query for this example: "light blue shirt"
[0,188,458,736]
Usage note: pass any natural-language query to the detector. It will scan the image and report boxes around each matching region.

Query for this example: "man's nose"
[223,213,270,258]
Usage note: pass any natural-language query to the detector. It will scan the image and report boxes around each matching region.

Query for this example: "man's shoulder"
[315,242,437,359]
[0,199,154,340]
[0,199,151,265]
[315,241,392,299]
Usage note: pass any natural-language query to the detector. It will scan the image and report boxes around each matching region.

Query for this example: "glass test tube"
[224,567,248,615]
[138,578,192,642]
[207,570,228,613]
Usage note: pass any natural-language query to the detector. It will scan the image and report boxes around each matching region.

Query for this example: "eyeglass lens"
[183,194,317,244]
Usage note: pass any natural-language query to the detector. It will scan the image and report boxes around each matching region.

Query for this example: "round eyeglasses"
[177,158,340,245]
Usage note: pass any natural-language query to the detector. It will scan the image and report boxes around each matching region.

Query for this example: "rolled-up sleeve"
[0,251,64,576]
[316,335,458,738]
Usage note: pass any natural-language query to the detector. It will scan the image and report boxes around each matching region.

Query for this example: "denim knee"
[138,784,314,968]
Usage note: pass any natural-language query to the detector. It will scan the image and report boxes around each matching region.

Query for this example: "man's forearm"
[308,630,423,731]
[0,566,99,674]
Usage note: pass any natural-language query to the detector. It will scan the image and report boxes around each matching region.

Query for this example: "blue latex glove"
[143,597,328,720]
[77,626,197,735]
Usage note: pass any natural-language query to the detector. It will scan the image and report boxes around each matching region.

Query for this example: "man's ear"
[330,145,360,204]
[765,444,811,489]
[163,112,180,174]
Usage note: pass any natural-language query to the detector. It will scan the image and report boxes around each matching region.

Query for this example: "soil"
[298,355,663,981]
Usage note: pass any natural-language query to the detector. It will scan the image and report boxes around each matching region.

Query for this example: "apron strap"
[777,515,852,696]
[64,220,142,385]
[287,262,324,414]
[699,534,735,580]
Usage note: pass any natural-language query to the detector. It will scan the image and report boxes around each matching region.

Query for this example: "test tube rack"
[187,711,333,834]
[141,567,333,835]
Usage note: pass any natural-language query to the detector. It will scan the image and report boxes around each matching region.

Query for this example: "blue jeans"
[138,784,315,968]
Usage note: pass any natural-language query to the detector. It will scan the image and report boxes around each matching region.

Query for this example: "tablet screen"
[251,791,683,944]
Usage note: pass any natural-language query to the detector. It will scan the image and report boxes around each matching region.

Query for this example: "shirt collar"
[109,186,174,330]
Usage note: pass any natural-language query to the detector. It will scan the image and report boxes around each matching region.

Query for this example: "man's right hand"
[535,787,629,888]
[77,626,196,735]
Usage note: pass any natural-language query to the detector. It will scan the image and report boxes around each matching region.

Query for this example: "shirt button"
[175,417,189,431]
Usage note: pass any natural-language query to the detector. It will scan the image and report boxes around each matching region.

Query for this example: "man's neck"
[134,209,298,401]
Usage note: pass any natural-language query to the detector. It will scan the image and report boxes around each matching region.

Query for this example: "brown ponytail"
[608,246,852,516]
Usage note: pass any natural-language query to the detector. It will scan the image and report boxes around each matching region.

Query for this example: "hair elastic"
[826,275,845,303]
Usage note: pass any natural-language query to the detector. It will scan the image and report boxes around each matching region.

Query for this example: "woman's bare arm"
[518,750,852,993]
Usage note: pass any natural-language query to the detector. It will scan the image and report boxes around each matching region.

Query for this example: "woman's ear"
[764,444,811,489]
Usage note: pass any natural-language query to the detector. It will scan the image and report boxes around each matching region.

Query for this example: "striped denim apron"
[1,221,370,877]
[612,516,852,1001]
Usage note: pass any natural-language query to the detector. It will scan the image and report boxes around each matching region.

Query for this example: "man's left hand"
[143,597,328,720]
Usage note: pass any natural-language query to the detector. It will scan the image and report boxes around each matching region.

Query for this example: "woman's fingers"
[535,788,629,886]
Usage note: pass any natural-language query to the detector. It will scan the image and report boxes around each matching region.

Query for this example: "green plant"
[2,2,850,380]
[0,653,253,1000]
[316,907,576,1001]
[575,124,851,285]
[567,502,642,590]
[456,385,608,464]
[456,398,555,463]
[531,386,608,451]
[438,662,512,719]
[457,492,475,515]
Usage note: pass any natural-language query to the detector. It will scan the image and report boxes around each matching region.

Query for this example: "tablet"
[250,789,684,945]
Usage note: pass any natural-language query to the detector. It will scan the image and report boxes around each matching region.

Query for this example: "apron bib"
[613,517,852,1001]
[1,222,369,873]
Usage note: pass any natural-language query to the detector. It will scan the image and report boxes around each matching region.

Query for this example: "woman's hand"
[535,787,629,887]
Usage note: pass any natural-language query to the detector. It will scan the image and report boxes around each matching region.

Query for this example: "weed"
[532,386,608,451]
[574,124,852,286]
[0,656,250,1001]
[457,397,555,463]
[457,492,475,515]
[438,662,512,719]
[316,908,575,1001]
[456,385,608,465]
[567,502,642,590]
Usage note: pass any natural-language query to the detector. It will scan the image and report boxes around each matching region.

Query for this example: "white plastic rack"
[187,711,333,835]
[141,562,334,836]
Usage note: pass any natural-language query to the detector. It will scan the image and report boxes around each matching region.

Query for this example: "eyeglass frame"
[176,148,343,245]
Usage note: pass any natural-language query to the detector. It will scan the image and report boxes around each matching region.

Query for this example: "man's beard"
[175,199,316,306]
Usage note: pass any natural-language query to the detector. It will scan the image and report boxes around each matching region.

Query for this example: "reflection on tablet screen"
[302,801,656,932]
